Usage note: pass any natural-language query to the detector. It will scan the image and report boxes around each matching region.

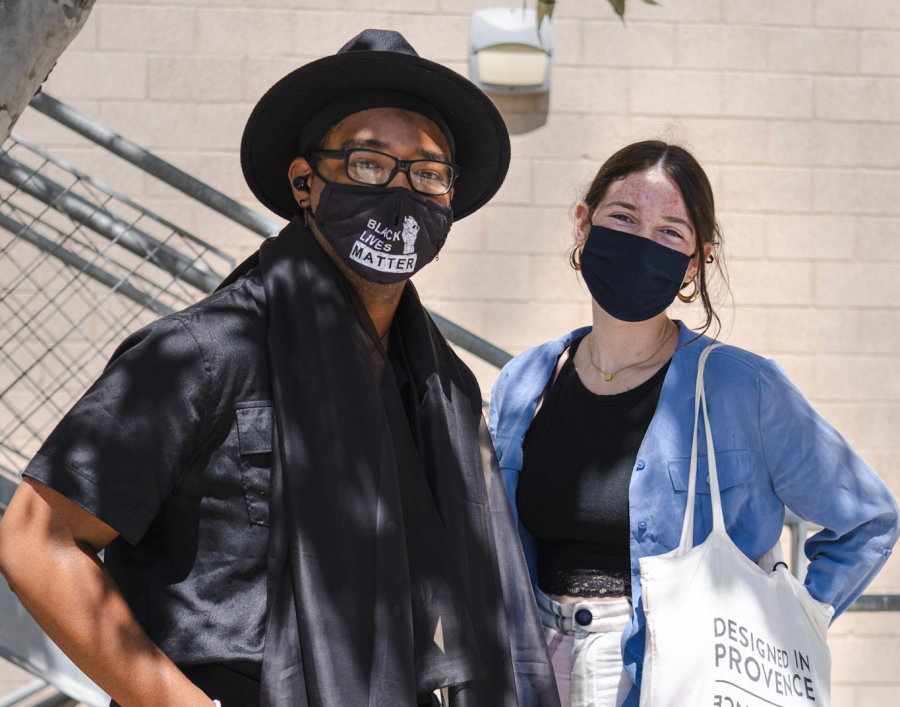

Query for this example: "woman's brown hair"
[581,140,727,338]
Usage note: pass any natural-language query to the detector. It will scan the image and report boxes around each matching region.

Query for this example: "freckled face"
[590,166,697,256]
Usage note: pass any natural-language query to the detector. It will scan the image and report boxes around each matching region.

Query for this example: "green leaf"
[608,0,626,19]
[642,0,660,5]
[537,0,556,30]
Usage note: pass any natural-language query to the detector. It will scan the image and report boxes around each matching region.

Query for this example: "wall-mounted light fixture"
[469,8,553,95]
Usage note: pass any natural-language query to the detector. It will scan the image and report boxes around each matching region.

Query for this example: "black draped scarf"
[237,218,559,707]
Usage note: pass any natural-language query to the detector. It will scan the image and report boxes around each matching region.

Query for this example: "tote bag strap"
[676,342,725,555]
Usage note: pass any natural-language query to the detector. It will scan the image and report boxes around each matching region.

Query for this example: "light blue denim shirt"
[489,322,900,706]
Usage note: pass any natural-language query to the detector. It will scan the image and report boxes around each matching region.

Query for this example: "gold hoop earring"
[569,247,582,271]
[677,276,699,303]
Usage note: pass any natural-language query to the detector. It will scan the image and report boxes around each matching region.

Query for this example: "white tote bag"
[638,343,834,707]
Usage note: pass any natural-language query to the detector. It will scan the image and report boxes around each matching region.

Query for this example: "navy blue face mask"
[580,225,692,322]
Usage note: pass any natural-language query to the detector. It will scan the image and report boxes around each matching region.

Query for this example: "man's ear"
[573,201,591,249]
[288,158,312,206]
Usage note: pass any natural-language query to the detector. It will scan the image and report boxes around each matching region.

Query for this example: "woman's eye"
[611,213,632,222]
[664,229,683,239]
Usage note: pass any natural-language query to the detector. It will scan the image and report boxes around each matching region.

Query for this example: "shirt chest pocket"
[235,404,273,527]
[666,449,752,496]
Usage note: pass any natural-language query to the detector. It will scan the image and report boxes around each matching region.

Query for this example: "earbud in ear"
[292,176,308,190]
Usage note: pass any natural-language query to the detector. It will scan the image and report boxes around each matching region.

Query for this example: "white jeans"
[536,587,633,707]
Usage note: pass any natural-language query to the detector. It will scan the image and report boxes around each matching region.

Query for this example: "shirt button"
[706,475,710,484]
[638,520,647,530]
[496,450,502,461]
[635,460,646,471]
[575,609,593,626]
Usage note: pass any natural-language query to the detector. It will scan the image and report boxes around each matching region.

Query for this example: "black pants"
[109,664,260,707]
[184,664,261,707]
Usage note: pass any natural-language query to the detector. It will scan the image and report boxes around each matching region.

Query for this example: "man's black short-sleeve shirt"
[24,269,272,674]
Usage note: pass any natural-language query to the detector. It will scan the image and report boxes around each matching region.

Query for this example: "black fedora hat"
[241,29,510,222]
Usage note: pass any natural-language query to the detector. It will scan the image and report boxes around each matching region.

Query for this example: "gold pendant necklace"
[587,325,676,382]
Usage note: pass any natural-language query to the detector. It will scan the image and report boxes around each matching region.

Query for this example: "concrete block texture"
[148,57,243,102]
[860,311,900,353]
[441,209,486,253]
[531,159,599,207]
[719,167,812,212]
[672,118,768,165]
[195,103,253,150]
[197,10,296,56]
[722,0,814,27]
[399,14,472,63]
[727,259,813,306]
[858,217,900,261]
[765,309,862,354]
[860,32,900,76]
[766,214,856,260]
[413,253,529,302]
[582,22,674,68]
[99,102,198,150]
[723,73,813,119]
[618,0,721,24]
[548,67,629,115]
[767,29,859,75]
[509,114,583,159]
[630,70,722,116]
[831,635,900,683]
[767,121,859,167]
[242,58,306,103]
[816,0,900,30]
[490,159,532,206]
[551,20,582,67]
[814,171,900,216]
[97,6,196,53]
[42,53,147,100]
[483,206,572,255]
[485,301,590,350]
[859,125,900,169]
[295,12,395,57]
[246,0,436,10]
[718,212,767,258]
[815,263,900,307]
[816,77,900,121]
[529,255,588,303]
[676,25,767,71]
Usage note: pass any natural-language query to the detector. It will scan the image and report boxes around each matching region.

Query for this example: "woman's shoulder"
[676,326,774,375]
[489,326,591,437]
[495,327,585,380]
[675,326,802,407]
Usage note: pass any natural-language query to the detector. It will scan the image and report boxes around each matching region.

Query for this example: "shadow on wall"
[488,93,550,135]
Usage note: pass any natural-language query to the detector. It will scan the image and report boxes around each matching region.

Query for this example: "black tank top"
[518,337,669,598]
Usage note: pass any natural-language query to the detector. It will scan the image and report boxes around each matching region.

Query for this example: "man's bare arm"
[0,478,214,707]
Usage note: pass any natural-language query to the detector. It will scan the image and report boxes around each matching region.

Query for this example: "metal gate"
[0,133,234,485]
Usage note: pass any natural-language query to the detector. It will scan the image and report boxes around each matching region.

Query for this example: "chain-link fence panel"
[0,134,234,480]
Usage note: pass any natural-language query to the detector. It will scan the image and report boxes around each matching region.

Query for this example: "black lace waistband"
[537,566,631,599]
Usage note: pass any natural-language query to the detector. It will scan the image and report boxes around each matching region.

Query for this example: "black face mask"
[580,225,692,322]
[309,181,453,285]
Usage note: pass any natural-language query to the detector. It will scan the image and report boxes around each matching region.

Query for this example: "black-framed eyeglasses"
[307,148,459,196]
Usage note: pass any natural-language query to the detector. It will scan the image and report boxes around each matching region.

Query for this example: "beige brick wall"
[8,0,900,703]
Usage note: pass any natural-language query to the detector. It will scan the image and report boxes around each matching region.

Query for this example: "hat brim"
[241,52,510,222]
